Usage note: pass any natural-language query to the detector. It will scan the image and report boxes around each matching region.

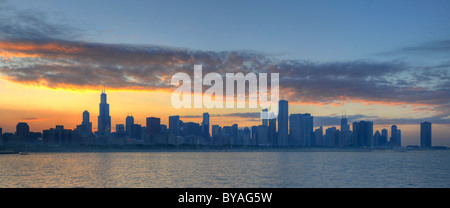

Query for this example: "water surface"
[1,151,449,188]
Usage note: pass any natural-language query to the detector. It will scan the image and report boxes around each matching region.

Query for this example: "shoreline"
[1,144,448,153]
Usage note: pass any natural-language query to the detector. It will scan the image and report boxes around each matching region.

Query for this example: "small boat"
[19,152,30,155]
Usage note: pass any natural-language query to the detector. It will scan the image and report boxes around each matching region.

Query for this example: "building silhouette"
[16,122,30,138]
[169,115,181,136]
[352,121,373,147]
[268,113,277,146]
[76,110,93,136]
[43,125,81,145]
[314,126,323,146]
[390,125,401,148]
[1,90,438,149]
[202,113,210,140]
[420,122,432,148]
[125,115,134,136]
[278,100,289,146]
[289,113,314,146]
[146,117,161,143]
[97,85,111,137]
[325,127,338,147]
[129,124,142,140]
[257,125,269,146]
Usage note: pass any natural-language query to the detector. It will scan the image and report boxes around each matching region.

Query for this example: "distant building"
[337,114,353,147]
[379,129,388,146]
[374,130,381,147]
[113,124,126,138]
[222,126,232,145]
[251,126,258,145]
[116,124,125,133]
[43,125,81,145]
[129,124,142,140]
[314,126,323,146]
[212,125,222,145]
[146,117,161,143]
[97,86,111,137]
[160,124,168,134]
[390,125,401,148]
[278,100,289,146]
[202,113,210,140]
[352,121,373,147]
[231,124,238,145]
[257,125,269,146]
[325,127,338,147]
[125,115,134,136]
[420,122,432,148]
[16,122,30,138]
[289,113,314,146]
[183,122,201,144]
[341,115,350,132]
[243,127,251,145]
[76,110,93,136]
[169,115,181,136]
[268,114,277,146]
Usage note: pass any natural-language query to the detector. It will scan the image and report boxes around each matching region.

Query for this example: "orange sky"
[0,77,447,146]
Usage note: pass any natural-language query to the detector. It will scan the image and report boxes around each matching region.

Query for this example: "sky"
[0,0,449,146]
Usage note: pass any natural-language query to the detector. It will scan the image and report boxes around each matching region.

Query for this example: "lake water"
[1,150,449,188]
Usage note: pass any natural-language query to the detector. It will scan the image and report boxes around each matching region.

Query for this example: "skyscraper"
[420,122,432,148]
[126,115,134,136]
[340,115,350,132]
[352,121,373,147]
[325,127,338,147]
[76,110,92,135]
[16,122,30,138]
[97,85,111,137]
[212,125,221,143]
[390,125,401,148]
[202,112,210,140]
[289,113,314,146]
[231,124,238,145]
[378,128,388,147]
[339,114,352,146]
[314,126,323,146]
[146,117,161,142]
[257,125,269,146]
[268,113,277,146]
[169,115,181,136]
[278,100,289,146]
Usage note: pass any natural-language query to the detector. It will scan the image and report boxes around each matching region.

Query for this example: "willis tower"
[97,85,111,136]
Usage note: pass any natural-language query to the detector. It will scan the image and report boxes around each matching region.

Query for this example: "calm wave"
[1,151,449,188]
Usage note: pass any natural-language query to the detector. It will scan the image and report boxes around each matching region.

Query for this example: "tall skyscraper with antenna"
[97,85,111,137]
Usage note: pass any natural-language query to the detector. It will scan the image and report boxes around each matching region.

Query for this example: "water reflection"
[1,151,449,188]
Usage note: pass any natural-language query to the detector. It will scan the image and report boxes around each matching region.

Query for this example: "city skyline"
[0,88,438,148]
[0,0,449,146]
